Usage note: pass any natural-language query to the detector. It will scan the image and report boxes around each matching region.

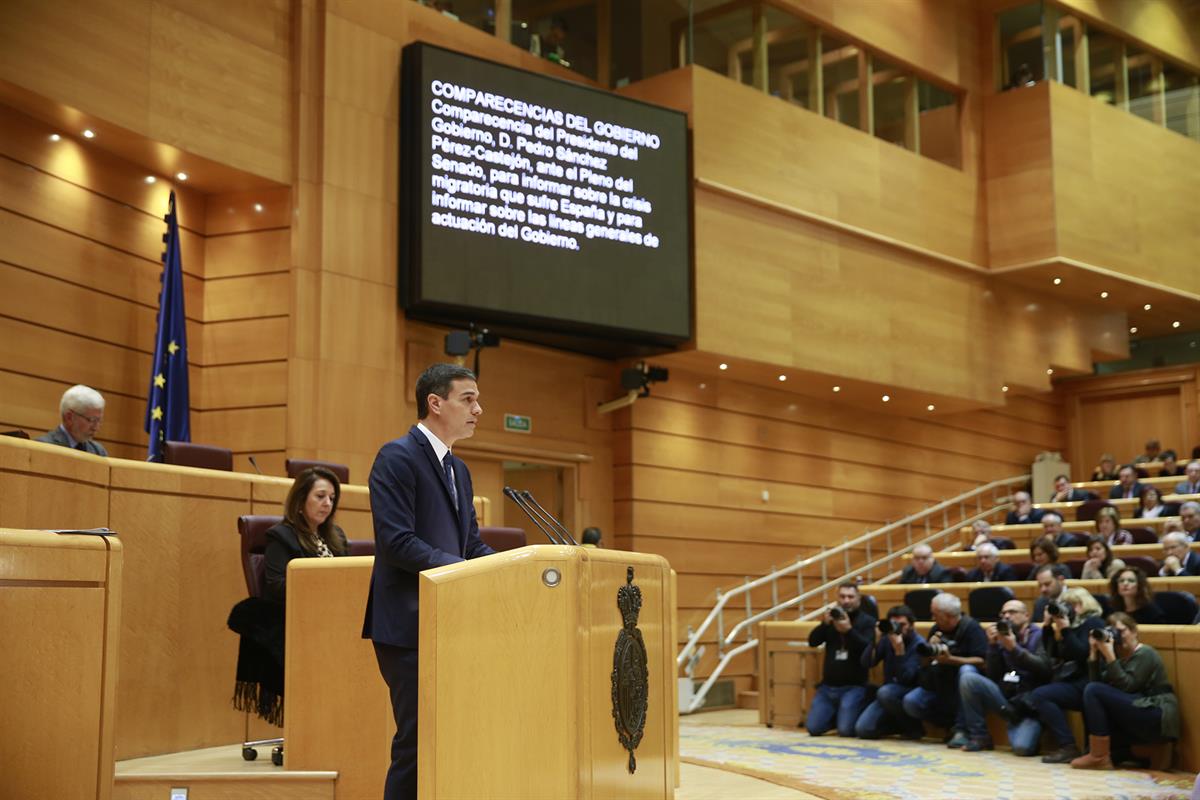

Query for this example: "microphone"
[248,455,263,475]
[503,486,564,544]
[521,491,579,545]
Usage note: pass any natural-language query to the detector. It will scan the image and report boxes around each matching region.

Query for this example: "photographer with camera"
[957,599,1050,753]
[1032,563,1070,622]
[1027,587,1107,762]
[1070,613,1179,769]
[900,593,987,746]
[804,582,876,737]
[855,605,927,740]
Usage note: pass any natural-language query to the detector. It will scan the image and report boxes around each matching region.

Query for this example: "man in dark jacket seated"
[805,582,876,737]
[1108,465,1143,500]
[1005,491,1045,525]
[900,544,950,584]
[965,542,1018,583]
[1158,532,1200,577]
[1050,474,1091,503]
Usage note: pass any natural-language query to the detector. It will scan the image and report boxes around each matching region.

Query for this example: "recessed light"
[1173,321,1181,328]
[882,394,891,403]
[698,383,706,390]
[48,133,61,142]
[176,172,189,181]
[254,203,264,212]
[832,386,841,393]
[82,129,95,139]
[144,176,157,184]
[1144,303,1152,311]
[1047,368,1054,375]
[718,363,728,371]
[927,404,935,412]
[1100,291,1109,299]
[778,375,787,382]
[1002,385,1009,392]
[787,403,797,411]
[1130,326,1138,334]
[1052,277,1062,285]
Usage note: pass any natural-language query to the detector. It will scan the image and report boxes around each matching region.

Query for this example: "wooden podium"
[283,545,676,800]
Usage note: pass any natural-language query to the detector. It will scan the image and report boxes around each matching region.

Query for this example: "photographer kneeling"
[957,599,1050,753]
[805,582,876,736]
[1071,613,1179,770]
[856,605,927,740]
[901,593,987,746]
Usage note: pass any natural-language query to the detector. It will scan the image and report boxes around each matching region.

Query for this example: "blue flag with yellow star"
[145,191,191,461]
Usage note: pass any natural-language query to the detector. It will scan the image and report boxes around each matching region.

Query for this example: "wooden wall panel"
[1055,0,1200,72]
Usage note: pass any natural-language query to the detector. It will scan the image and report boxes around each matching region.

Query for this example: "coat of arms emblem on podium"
[611,566,649,773]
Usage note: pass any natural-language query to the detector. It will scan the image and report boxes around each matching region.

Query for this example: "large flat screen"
[400,43,691,355]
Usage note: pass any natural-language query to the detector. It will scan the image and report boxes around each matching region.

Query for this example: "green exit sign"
[504,414,532,434]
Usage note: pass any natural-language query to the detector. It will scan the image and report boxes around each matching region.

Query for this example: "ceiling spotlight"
[82,129,95,139]
[1047,368,1054,375]
[699,383,707,390]
[49,133,61,142]
[1052,277,1062,285]
[882,394,891,403]
[176,172,189,181]
[1100,291,1109,299]
[778,375,787,382]
[1002,385,1009,392]
[926,404,935,412]
[253,203,264,212]
[718,363,728,371]
[832,385,841,393]
[1144,303,1152,311]
[144,176,156,184]
[1173,321,1181,328]
[1130,326,1138,334]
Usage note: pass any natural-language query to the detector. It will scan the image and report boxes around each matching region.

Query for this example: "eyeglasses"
[70,410,103,426]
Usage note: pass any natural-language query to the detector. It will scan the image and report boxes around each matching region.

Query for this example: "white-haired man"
[37,385,108,456]
[1180,502,1200,541]
[1159,532,1200,577]
[1175,462,1200,496]
[965,542,1017,583]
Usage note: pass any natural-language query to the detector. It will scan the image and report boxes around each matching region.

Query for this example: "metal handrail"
[676,474,1028,670]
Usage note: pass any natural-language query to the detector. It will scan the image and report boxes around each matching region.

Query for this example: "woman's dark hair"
[1107,611,1138,635]
[284,466,347,556]
[1109,565,1153,611]
[1085,534,1113,574]
[1140,485,1161,506]
[415,363,476,419]
[1030,535,1059,563]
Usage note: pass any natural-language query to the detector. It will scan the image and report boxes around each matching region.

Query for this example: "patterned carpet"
[680,723,1195,800]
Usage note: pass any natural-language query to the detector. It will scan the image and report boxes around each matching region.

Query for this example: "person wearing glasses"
[1108,566,1165,625]
[37,384,108,456]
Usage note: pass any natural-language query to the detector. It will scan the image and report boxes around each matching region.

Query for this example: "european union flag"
[145,191,191,461]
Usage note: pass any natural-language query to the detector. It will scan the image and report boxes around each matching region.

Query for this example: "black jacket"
[965,561,1018,583]
[899,562,950,584]
[808,608,875,687]
[263,521,349,604]
[1042,615,1105,683]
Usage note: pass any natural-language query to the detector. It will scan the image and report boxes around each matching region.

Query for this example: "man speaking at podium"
[362,363,495,800]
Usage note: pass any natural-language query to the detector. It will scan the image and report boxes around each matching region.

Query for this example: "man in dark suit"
[1174,460,1200,496]
[1004,491,1044,525]
[899,544,950,584]
[362,363,495,800]
[36,384,109,456]
[1108,464,1143,500]
[1159,532,1200,577]
[965,542,1017,583]
[1049,474,1090,503]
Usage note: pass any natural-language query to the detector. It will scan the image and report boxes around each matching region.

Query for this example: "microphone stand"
[503,486,565,544]
[521,491,579,545]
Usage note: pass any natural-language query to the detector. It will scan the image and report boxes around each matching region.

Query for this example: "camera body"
[829,606,848,622]
[1090,626,1119,643]
[916,641,950,658]
[1046,601,1067,618]
[995,620,1011,636]
[878,618,894,635]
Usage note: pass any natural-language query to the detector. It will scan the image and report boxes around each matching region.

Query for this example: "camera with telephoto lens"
[915,641,949,658]
[995,620,1011,636]
[1046,601,1067,618]
[829,606,847,622]
[878,618,894,635]
[1090,626,1119,643]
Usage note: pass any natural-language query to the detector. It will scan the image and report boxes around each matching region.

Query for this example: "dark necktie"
[443,455,458,506]
[75,442,86,452]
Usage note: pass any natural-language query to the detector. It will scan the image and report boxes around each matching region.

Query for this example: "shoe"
[946,730,969,749]
[1041,745,1081,764]
[964,737,994,752]
[1070,735,1113,770]
[997,703,1022,726]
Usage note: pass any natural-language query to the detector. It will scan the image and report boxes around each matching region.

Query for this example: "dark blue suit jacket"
[1109,482,1144,500]
[362,426,494,648]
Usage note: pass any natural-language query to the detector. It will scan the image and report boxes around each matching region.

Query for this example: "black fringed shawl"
[227,596,286,726]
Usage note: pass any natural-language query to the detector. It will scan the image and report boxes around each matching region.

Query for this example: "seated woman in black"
[1108,566,1165,625]
[1071,612,1178,769]
[1026,536,1059,580]
[264,466,349,603]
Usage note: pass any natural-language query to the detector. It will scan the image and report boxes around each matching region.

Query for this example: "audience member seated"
[805,582,876,737]
[1108,566,1165,625]
[1081,535,1126,581]
[263,467,350,604]
[1071,613,1179,770]
[1180,501,1200,541]
[1005,491,1044,525]
[1029,588,1109,763]
[581,527,603,548]
[1134,486,1169,519]
[1094,506,1132,547]
[1032,564,1070,622]
[1176,461,1200,496]
[969,520,992,550]
[1108,465,1143,501]
[1132,439,1162,466]
[1090,454,1119,482]
[36,384,108,456]
[1050,474,1091,503]
[957,599,1049,754]
[1158,531,1200,577]
[1159,450,1183,478]
[1027,536,1059,580]
[1040,512,1082,549]
[901,593,987,746]
[900,544,949,584]
[965,542,1018,583]
[856,605,927,740]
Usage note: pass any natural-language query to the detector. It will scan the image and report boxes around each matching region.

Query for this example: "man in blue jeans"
[805,582,875,736]
[958,599,1051,753]
[901,592,987,745]
[856,604,926,739]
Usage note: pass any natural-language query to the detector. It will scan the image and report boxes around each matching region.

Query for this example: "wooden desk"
[0,529,122,800]
[959,515,1179,549]
[859,576,1200,610]
[903,542,1195,570]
